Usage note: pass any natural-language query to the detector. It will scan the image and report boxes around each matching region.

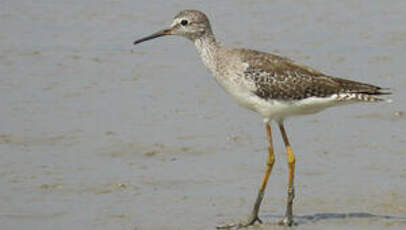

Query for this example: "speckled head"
[133,10,213,45]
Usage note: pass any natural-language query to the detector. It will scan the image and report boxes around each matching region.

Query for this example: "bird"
[133,10,391,228]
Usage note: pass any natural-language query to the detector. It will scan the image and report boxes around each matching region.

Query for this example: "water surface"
[1,0,405,229]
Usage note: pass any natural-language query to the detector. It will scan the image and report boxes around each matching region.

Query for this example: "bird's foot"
[216,215,262,229]
[278,216,297,227]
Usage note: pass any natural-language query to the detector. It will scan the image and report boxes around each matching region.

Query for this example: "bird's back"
[210,47,391,121]
[221,48,390,102]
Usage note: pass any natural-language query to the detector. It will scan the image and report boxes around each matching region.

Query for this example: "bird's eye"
[180,19,188,26]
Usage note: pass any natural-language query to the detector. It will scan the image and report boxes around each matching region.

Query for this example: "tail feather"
[337,92,392,103]
[333,77,392,102]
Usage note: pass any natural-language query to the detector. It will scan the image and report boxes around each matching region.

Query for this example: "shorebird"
[133,10,391,227]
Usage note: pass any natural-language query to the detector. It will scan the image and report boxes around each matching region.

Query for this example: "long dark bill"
[133,28,172,45]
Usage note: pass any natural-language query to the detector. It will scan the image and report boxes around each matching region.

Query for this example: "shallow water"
[0,0,405,230]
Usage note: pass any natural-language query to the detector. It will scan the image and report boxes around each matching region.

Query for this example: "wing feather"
[234,48,390,100]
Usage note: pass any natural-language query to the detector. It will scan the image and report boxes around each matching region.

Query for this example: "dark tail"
[334,77,392,102]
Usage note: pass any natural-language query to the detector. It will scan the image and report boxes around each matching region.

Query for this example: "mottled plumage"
[133,9,391,228]
[237,48,389,102]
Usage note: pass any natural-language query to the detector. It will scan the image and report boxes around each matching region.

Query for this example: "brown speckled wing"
[237,48,389,101]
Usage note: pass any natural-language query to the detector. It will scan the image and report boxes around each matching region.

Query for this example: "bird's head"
[133,10,212,45]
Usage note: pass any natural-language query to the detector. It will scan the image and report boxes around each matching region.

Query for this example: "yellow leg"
[217,123,275,229]
[278,121,296,226]
[244,122,275,226]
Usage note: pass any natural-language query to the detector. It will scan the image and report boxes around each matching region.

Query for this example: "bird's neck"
[193,33,220,73]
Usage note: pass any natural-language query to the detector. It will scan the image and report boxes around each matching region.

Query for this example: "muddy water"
[1,0,405,230]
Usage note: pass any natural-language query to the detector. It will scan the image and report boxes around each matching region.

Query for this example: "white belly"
[220,82,349,122]
[210,63,352,123]
[255,96,343,122]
